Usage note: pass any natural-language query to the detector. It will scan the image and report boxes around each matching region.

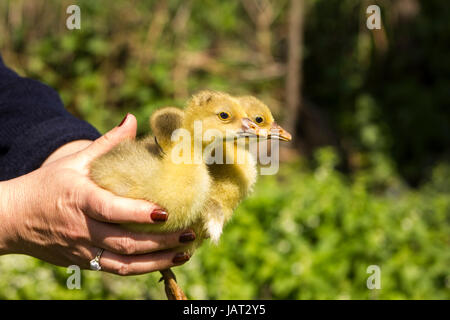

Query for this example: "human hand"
[0,114,194,275]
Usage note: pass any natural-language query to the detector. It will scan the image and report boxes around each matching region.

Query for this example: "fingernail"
[151,209,168,222]
[173,252,190,264]
[179,231,196,243]
[118,113,129,127]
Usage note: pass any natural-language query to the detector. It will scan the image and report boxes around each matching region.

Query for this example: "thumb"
[83,113,137,161]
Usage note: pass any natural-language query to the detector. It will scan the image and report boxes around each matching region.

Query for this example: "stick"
[159,269,188,300]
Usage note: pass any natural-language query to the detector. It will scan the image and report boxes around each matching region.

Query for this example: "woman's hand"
[0,114,194,275]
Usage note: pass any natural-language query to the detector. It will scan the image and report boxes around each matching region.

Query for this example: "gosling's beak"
[269,122,292,141]
[240,118,267,138]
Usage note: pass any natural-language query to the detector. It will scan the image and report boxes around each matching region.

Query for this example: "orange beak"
[269,122,292,141]
[240,118,268,138]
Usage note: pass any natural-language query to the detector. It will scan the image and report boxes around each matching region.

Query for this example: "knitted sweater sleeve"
[0,55,101,180]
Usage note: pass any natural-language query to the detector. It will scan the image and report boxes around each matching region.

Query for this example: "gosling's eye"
[255,116,264,124]
[218,112,230,120]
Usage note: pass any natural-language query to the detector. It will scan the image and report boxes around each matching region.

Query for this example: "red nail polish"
[179,231,196,243]
[151,209,168,222]
[118,113,129,127]
[173,252,190,264]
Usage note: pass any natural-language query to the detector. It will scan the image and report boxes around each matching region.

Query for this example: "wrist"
[0,180,18,255]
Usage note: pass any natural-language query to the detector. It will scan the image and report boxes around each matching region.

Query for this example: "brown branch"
[139,1,169,66]
[241,0,276,63]
[284,0,304,142]
[172,1,193,100]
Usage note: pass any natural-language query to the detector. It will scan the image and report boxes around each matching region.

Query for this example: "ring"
[89,248,104,271]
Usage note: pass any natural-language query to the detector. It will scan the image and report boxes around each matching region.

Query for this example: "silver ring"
[90,248,104,271]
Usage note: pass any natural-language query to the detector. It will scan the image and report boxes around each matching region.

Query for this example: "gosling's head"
[184,90,265,145]
[238,95,292,142]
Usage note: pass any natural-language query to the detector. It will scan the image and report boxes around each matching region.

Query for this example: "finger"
[82,113,137,162]
[87,248,191,276]
[82,181,168,224]
[88,219,196,255]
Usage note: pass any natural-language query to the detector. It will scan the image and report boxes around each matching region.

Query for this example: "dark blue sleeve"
[0,55,101,180]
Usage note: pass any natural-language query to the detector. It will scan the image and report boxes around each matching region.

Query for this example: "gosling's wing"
[149,107,185,151]
[139,134,165,159]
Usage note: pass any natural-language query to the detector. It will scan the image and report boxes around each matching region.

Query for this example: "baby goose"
[204,96,292,240]
[143,107,253,243]
[238,95,292,141]
[147,94,291,244]
[90,91,261,300]
[138,94,289,299]
[90,91,260,246]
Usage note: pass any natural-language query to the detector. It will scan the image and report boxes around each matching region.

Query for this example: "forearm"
[0,179,22,255]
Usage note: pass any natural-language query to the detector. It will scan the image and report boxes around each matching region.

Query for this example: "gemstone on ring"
[90,259,101,271]
[89,248,104,271]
